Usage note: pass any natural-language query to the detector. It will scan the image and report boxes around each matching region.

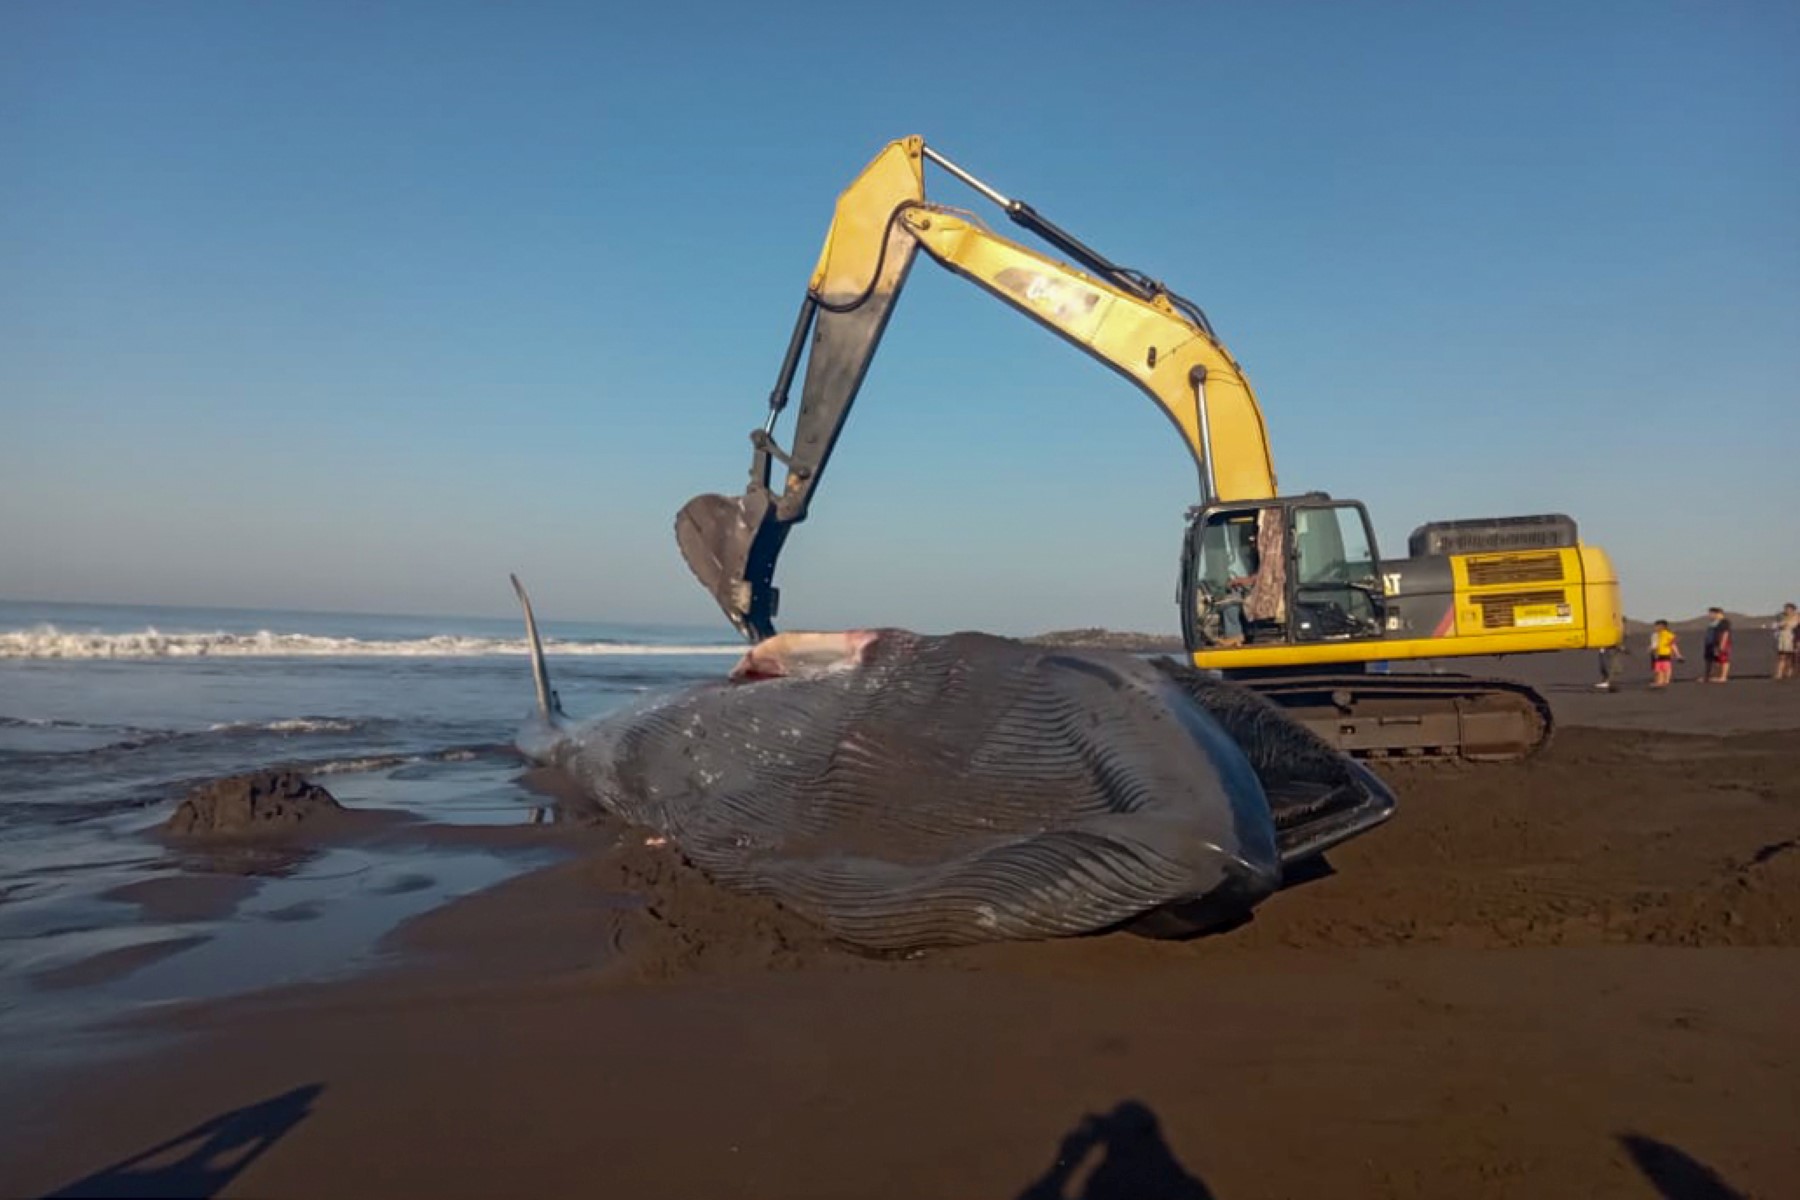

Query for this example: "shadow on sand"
[1619,1134,1748,1200]
[42,1083,324,1199]
[1017,1100,1215,1200]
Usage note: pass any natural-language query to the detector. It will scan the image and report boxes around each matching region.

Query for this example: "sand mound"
[161,770,352,838]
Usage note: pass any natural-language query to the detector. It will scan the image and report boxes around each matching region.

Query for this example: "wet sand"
[3,653,1797,1199]
[30,935,215,992]
[102,875,262,925]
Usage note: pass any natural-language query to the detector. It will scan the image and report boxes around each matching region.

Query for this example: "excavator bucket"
[675,489,774,641]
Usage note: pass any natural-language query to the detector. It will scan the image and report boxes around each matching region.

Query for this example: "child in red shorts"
[1649,620,1681,688]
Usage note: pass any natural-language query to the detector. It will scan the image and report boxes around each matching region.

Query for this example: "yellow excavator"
[676,136,1623,761]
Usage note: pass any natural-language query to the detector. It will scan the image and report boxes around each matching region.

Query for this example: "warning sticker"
[1514,602,1574,627]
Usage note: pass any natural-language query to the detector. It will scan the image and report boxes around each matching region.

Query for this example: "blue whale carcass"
[511,579,1394,952]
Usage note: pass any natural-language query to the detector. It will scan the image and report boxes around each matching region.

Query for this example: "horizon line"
[0,594,726,632]
[1,594,1783,637]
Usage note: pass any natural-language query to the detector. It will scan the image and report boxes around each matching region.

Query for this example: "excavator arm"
[676,136,1278,640]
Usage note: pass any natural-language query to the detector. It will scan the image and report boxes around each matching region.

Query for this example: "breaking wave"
[0,716,396,762]
[0,626,742,661]
[306,754,416,775]
[0,716,90,729]
[305,745,516,775]
[206,717,361,734]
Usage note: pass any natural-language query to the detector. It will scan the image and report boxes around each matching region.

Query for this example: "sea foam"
[0,626,742,660]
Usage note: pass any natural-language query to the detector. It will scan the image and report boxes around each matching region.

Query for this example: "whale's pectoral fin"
[510,574,564,720]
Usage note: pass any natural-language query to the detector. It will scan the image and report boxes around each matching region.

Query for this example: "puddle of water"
[0,843,558,1067]
[323,756,542,826]
[105,845,544,1003]
[0,748,574,1079]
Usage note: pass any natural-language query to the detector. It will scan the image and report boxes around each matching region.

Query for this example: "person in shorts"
[1702,607,1733,683]
[1649,620,1681,688]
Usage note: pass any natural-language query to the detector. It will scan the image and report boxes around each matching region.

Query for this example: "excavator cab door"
[1287,500,1386,643]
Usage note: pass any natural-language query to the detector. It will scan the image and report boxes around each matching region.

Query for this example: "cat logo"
[996,267,1100,324]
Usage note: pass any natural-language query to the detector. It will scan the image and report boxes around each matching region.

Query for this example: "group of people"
[1597,604,1800,690]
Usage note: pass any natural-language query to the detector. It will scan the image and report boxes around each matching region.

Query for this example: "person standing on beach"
[1702,608,1733,683]
[1649,620,1681,688]
[1595,638,1627,692]
[1775,603,1798,681]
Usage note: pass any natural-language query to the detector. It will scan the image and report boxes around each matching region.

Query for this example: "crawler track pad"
[1246,674,1555,762]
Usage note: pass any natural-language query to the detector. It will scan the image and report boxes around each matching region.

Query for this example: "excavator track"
[1238,672,1554,762]
[1221,671,1555,762]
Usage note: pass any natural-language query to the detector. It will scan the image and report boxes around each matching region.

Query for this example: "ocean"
[0,598,742,1045]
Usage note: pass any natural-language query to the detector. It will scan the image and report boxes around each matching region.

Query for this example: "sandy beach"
[9,4,1794,1195]
[3,647,1797,1200]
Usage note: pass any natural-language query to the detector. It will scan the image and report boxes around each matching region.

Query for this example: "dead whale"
[511,578,1393,950]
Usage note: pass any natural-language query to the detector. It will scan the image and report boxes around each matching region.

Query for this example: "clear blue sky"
[3,1,1796,632]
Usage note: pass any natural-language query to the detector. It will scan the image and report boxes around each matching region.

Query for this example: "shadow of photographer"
[1016,1099,1216,1200]
[41,1083,324,1200]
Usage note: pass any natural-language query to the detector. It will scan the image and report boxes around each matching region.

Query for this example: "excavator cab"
[1181,497,1386,653]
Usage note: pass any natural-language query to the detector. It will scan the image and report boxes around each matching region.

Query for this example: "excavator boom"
[675,137,1275,640]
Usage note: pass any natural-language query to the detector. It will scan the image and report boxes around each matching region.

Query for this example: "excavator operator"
[1203,510,1288,648]
[1215,521,1259,647]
